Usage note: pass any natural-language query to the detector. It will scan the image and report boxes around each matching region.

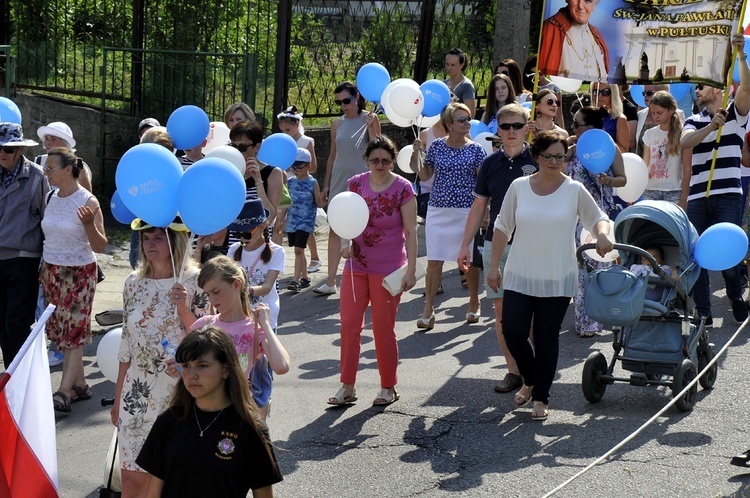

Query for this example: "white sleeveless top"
[296,134,314,149]
[42,188,97,266]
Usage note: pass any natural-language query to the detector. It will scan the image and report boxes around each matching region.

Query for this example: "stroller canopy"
[613,200,700,291]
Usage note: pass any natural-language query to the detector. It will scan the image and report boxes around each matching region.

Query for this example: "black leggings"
[502,290,570,405]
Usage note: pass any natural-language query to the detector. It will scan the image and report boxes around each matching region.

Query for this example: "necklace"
[194,404,225,437]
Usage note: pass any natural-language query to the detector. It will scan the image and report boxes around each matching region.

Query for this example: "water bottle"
[161,339,182,372]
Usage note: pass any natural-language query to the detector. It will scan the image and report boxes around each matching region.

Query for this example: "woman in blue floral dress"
[567,107,626,337]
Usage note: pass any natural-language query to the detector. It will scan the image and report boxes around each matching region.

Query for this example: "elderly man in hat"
[0,122,50,366]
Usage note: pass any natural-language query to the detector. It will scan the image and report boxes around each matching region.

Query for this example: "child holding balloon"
[280,148,326,292]
[191,255,290,420]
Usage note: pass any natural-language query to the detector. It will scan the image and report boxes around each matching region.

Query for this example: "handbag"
[279,183,292,207]
[583,265,647,327]
[99,428,122,497]
[416,192,429,219]
[382,261,427,296]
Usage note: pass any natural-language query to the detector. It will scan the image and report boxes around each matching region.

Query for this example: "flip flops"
[514,386,533,407]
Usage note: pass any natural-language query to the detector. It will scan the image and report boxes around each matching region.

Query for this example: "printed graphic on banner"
[538,0,746,86]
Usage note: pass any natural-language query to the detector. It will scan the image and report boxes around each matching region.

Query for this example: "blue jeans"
[687,194,744,317]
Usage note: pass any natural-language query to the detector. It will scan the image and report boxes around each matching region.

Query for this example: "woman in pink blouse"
[327,136,418,407]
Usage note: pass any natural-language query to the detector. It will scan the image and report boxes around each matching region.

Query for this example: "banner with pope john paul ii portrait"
[537,0,747,87]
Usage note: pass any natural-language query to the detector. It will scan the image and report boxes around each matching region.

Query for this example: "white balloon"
[549,75,583,93]
[417,114,441,128]
[473,132,497,156]
[615,152,649,203]
[396,145,415,174]
[328,192,370,240]
[202,122,230,154]
[381,79,418,128]
[388,82,425,119]
[96,327,123,383]
[205,145,246,176]
[580,219,618,263]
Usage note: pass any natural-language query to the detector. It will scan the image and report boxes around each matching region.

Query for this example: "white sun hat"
[37,121,76,148]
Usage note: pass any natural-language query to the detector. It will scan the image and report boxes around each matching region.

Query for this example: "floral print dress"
[567,154,616,336]
[116,268,209,471]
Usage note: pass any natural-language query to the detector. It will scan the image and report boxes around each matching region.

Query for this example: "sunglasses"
[696,84,705,90]
[572,121,589,129]
[454,116,472,123]
[334,97,353,106]
[498,122,525,130]
[539,152,565,162]
[1,146,18,154]
[230,142,254,153]
[544,98,561,107]
[237,225,264,239]
[44,166,63,174]
[592,89,611,97]
[642,90,656,97]
[367,158,393,166]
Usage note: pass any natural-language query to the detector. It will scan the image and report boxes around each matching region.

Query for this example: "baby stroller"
[577,200,716,412]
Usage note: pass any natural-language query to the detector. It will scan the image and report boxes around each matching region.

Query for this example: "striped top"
[684,103,747,201]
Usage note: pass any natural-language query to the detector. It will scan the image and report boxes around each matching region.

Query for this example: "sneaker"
[494,373,523,393]
[731,449,750,467]
[48,350,63,367]
[731,299,748,323]
[313,283,337,295]
[299,278,311,289]
[307,260,323,273]
[703,317,714,329]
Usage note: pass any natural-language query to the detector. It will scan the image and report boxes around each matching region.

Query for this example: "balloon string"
[165,229,178,315]
[348,241,356,304]
[178,233,197,283]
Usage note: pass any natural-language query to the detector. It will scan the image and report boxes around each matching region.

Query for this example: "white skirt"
[425,206,473,262]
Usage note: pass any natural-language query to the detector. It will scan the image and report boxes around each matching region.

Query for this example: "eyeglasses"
[498,122,525,130]
[539,152,565,162]
[291,163,308,170]
[230,142,254,153]
[642,90,656,97]
[1,146,18,154]
[572,122,589,129]
[592,89,611,97]
[334,97,353,106]
[367,158,393,166]
[238,225,264,239]
[44,166,63,174]
[454,116,472,123]
[544,98,561,107]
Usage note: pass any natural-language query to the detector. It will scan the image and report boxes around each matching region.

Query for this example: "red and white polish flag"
[0,305,59,498]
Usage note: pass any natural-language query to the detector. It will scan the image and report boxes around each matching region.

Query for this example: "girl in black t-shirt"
[137,326,282,498]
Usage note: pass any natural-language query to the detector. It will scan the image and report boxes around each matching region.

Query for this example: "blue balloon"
[356,63,391,103]
[115,143,183,228]
[0,97,22,125]
[177,157,246,235]
[521,101,533,110]
[577,129,616,174]
[630,84,646,108]
[469,120,490,139]
[419,79,451,117]
[694,222,748,271]
[166,105,210,150]
[733,35,750,82]
[669,83,690,103]
[257,133,298,170]
[110,190,136,225]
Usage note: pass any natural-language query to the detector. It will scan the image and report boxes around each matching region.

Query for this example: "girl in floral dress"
[111,218,209,498]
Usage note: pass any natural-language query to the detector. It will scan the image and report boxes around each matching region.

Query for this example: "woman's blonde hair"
[440,102,472,131]
[136,228,194,279]
[223,102,256,128]
[198,256,252,318]
[594,82,624,119]
[649,91,683,156]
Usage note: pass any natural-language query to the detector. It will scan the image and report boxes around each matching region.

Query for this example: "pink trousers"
[339,269,401,387]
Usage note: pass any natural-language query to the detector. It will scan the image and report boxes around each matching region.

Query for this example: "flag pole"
[0,304,55,390]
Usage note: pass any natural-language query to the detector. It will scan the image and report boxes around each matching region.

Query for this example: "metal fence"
[6,0,497,121]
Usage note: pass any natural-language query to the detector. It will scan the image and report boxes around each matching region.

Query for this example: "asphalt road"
[23,221,750,497]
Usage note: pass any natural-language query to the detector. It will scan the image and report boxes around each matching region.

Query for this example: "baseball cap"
[138,118,161,133]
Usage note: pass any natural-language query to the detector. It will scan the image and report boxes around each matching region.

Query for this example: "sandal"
[579,330,597,338]
[532,401,549,421]
[327,386,357,406]
[53,391,72,413]
[460,272,469,289]
[373,388,400,406]
[466,309,481,324]
[514,386,533,407]
[416,314,435,330]
[71,384,92,403]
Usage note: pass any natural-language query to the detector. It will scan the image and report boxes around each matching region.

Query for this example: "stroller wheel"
[697,344,717,390]
[582,352,608,403]
[672,359,698,412]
